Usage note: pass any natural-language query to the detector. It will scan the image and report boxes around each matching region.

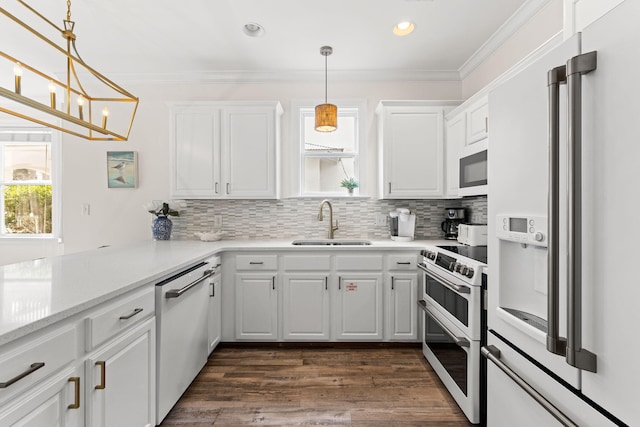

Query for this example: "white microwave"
[458,146,487,196]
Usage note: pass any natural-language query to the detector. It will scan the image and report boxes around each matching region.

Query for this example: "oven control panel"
[420,249,436,261]
[421,247,486,285]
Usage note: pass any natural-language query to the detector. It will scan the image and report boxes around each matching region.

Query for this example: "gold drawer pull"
[95,361,106,390]
[68,377,80,409]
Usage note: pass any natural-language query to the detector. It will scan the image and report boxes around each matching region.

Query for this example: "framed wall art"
[107,151,138,188]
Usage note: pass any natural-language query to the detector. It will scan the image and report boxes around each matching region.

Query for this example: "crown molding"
[458,0,553,80]
[71,69,461,85]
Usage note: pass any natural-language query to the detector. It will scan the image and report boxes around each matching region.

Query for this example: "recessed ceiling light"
[243,22,265,37]
[393,21,415,36]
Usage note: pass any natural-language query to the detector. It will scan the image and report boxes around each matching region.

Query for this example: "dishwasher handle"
[166,269,215,299]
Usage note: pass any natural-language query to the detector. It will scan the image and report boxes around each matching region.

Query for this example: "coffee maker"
[389,208,416,241]
[441,207,465,240]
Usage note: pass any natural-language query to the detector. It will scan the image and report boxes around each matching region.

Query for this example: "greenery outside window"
[299,105,362,196]
[1,128,55,236]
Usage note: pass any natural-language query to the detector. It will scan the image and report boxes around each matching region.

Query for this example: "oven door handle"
[418,300,470,348]
[418,263,470,294]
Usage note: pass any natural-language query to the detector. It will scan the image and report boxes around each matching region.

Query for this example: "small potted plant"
[146,202,180,240]
[340,177,359,195]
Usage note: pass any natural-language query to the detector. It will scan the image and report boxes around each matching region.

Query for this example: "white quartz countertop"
[0,238,449,345]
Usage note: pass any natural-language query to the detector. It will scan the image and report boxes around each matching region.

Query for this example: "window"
[297,101,366,196]
[0,128,55,236]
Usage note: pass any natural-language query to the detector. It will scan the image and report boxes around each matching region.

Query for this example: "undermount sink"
[291,239,372,246]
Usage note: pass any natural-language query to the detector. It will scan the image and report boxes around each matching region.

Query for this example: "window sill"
[0,235,62,243]
[285,195,373,200]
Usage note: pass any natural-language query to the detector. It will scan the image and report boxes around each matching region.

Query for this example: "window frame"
[0,125,62,240]
[292,99,368,198]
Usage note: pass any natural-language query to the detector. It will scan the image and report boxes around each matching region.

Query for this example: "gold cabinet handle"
[68,377,80,409]
[95,361,106,390]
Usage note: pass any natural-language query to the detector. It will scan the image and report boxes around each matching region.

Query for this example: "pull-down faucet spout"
[318,199,339,239]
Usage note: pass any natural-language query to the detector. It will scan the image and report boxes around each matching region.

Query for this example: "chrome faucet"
[317,199,339,239]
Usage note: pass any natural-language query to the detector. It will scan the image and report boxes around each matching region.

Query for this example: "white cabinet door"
[387,273,418,341]
[208,273,222,354]
[170,106,221,198]
[86,318,155,427]
[335,273,383,340]
[170,102,282,200]
[235,273,278,340]
[466,99,489,144]
[379,104,445,198]
[222,105,279,199]
[0,367,83,427]
[445,112,465,198]
[282,274,330,341]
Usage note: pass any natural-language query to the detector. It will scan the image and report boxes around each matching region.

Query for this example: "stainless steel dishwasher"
[155,258,217,424]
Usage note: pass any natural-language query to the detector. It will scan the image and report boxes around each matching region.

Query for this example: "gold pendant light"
[315,46,337,132]
[0,0,138,141]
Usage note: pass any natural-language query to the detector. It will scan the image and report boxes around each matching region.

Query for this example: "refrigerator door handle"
[546,65,568,357]
[481,345,578,427]
[566,51,598,373]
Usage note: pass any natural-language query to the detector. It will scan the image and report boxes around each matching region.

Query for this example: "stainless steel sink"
[291,239,372,246]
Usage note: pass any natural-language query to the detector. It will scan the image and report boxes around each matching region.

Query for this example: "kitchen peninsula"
[0,238,440,426]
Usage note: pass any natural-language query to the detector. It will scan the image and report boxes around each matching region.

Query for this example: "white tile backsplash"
[172,196,487,241]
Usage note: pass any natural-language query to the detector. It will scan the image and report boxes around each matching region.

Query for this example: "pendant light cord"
[324,54,328,103]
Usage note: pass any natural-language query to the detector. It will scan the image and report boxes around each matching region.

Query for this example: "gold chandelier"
[0,0,138,141]
[315,46,337,132]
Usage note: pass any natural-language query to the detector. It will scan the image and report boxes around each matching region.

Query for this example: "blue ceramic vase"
[152,215,173,240]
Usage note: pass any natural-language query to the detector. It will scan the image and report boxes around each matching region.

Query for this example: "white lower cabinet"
[235,273,278,340]
[387,273,418,341]
[0,366,83,426]
[229,251,419,343]
[282,274,330,340]
[0,284,156,427]
[335,273,384,340]
[208,272,222,354]
[85,318,156,427]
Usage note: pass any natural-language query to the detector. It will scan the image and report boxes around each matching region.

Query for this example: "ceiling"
[1,0,536,83]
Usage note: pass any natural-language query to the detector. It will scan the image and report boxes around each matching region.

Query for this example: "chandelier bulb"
[14,63,23,76]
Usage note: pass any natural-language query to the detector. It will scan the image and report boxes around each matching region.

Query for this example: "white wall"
[461,0,563,99]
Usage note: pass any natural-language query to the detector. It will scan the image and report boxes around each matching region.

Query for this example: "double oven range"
[418,245,487,425]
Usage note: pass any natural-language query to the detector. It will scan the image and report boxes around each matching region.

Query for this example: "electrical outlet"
[374,213,388,226]
[82,204,90,216]
[213,215,223,229]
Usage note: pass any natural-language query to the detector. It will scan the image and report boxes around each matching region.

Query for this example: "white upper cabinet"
[171,106,221,198]
[465,98,489,144]
[445,113,465,198]
[377,101,458,199]
[170,101,282,199]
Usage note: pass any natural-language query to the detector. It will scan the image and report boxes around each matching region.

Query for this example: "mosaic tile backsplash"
[172,196,487,241]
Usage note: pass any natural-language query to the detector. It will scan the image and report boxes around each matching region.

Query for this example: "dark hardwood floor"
[159,344,472,426]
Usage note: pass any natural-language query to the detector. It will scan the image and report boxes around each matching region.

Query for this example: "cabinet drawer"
[386,254,418,270]
[85,285,154,351]
[236,254,278,270]
[335,255,383,271]
[0,325,77,405]
[283,255,330,271]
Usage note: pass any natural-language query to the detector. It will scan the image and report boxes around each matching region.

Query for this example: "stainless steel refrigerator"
[485,1,638,425]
